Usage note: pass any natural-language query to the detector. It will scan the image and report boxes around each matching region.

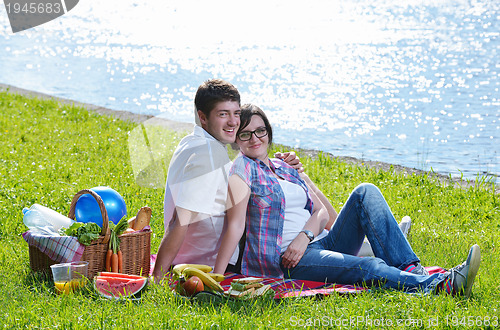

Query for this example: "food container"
[50,261,89,294]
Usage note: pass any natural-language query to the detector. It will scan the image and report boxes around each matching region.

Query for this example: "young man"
[153,79,300,281]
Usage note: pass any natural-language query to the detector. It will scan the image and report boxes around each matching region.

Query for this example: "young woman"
[214,104,481,297]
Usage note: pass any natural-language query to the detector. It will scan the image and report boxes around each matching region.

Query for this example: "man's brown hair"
[194,79,241,118]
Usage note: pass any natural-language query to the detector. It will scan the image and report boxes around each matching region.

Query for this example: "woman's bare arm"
[300,172,338,229]
[213,175,250,274]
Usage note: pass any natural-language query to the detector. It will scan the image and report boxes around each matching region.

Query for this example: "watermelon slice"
[98,272,146,280]
[94,275,148,300]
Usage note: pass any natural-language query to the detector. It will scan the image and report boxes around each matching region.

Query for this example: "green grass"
[0,90,499,329]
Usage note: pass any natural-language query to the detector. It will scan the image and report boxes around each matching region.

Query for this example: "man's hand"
[281,233,309,268]
[275,151,304,173]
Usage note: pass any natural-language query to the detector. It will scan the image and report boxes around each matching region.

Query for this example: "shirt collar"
[249,155,282,172]
[194,125,227,148]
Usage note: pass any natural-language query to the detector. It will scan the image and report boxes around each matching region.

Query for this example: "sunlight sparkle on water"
[0,0,498,179]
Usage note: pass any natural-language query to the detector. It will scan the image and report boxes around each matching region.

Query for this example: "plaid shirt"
[230,155,313,278]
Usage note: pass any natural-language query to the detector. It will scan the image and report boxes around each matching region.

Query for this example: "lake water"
[1,0,498,182]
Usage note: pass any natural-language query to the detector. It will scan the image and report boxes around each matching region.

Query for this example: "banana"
[172,263,213,277]
[207,272,225,282]
[182,267,224,292]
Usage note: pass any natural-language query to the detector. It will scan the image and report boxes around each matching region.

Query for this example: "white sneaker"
[356,216,412,257]
[399,216,412,238]
[357,240,373,257]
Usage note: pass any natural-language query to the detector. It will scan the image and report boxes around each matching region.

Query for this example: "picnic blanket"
[149,254,447,299]
[220,272,368,298]
[219,267,447,298]
[22,231,85,263]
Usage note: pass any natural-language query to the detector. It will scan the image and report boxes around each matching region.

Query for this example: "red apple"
[182,276,204,296]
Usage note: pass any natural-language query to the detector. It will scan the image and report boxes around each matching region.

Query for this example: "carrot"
[111,253,119,273]
[106,216,127,274]
[117,250,123,273]
[105,249,113,272]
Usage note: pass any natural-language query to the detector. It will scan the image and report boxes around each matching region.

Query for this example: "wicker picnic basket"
[28,189,151,278]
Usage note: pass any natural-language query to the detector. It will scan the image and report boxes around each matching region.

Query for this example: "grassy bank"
[0,90,498,329]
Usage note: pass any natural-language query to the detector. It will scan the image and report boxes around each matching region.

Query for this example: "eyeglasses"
[237,127,268,141]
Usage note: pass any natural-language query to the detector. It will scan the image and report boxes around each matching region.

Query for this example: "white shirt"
[278,178,328,252]
[164,125,238,267]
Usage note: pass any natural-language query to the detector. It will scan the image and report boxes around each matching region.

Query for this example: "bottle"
[23,208,57,235]
[29,204,74,231]
[23,204,75,234]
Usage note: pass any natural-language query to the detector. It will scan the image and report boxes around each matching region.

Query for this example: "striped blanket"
[220,272,367,298]
[220,266,446,298]
[150,255,446,299]
[23,231,85,263]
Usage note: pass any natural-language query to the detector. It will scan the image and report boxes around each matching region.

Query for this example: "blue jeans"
[280,183,445,293]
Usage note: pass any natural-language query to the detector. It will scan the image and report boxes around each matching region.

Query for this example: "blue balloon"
[74,186,127,227]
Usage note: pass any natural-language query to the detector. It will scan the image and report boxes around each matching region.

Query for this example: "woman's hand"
[281,232,310,268]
